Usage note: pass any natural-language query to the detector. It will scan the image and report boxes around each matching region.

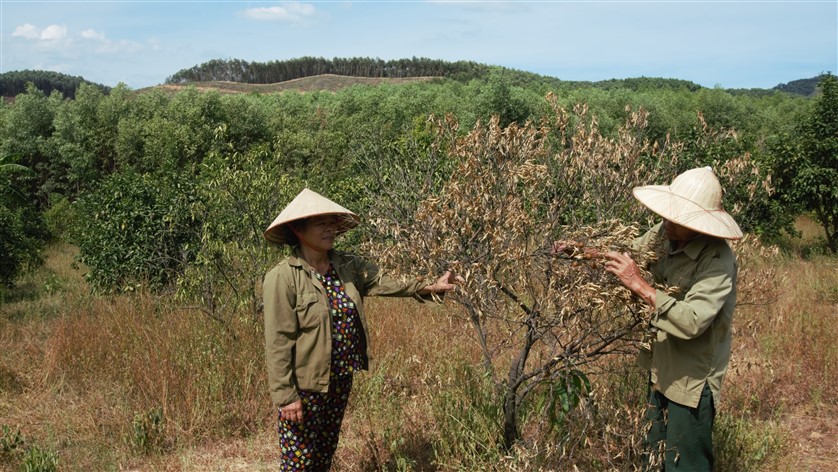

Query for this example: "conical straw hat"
[264,188,360,245]
[633,167,743,240]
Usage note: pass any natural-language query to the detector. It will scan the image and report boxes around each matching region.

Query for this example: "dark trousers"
[643,382,715,471]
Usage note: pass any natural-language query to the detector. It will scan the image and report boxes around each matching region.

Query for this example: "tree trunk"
[502,386,519,450]
[500,313,536,450]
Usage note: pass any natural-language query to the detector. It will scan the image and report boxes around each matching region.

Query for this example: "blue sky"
[2,1,836,90]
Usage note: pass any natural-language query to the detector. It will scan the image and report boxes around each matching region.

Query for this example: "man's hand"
[603,251,656,306]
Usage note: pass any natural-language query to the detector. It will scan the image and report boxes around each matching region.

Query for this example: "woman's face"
[299,215,339,251]
[663,219,700,242]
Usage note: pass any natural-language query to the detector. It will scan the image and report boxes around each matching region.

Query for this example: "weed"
[714,414,786,472]
[0,424,25,457]
[430,364,504,468]
[1,427,59,472]
[128,407,166,455]
[20,445,59,472]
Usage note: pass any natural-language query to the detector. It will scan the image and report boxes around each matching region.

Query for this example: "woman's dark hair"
[284,218,308,246]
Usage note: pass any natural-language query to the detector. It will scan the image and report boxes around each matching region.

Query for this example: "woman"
[262,188,460,470]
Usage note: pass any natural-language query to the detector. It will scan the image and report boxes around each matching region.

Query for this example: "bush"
[128,407,166,455]
[73,171,198,292]
[42,195,76,242]
[0,203,45,287]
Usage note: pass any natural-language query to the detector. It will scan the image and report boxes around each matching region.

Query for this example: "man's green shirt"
[634,222,737,408]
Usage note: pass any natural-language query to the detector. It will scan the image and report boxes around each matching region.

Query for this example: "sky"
[1,0,836,90]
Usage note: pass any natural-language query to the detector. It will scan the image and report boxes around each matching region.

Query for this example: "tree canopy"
[0,70,110,99]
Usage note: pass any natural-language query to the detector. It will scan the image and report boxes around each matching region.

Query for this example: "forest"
[1,61,837,470]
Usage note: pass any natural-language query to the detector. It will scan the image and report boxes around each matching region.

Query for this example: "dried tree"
[360,96,682,449]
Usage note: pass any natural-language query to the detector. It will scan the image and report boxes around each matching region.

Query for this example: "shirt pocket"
[665,267,695,299]
[295,291,323,329]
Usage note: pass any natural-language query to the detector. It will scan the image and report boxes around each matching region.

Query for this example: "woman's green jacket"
[263,247,430,407]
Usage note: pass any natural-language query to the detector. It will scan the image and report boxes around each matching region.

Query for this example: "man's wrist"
[628,277,655,306]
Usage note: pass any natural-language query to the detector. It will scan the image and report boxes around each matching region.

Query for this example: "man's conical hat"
[633,167,743,240]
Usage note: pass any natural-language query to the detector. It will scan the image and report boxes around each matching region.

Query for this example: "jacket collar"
[671,234,714,261]
[288,245,340,269]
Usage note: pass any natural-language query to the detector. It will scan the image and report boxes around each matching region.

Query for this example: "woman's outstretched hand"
[280,400,304,423]
[419,270,464,295]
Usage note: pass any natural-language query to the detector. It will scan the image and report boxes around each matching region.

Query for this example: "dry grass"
[2,232,837,470]
[722,227,838,471]
[776,215,832,258]
[1,244,270,471]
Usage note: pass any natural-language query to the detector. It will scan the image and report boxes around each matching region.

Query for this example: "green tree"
[0,156,44,287]
[176,136,296,327]
[0,84,61,202]
[774,73,838,252]
[49,83,109,196]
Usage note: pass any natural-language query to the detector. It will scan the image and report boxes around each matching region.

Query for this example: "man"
[603,167,741,470]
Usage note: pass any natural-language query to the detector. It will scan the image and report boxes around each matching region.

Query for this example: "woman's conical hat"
[633,167,743,240]
[264,188,360,245]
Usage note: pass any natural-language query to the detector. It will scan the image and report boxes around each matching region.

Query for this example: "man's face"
[663,219,700,242]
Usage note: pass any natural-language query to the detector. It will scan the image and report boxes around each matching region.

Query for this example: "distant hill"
[164,56,709,93]
[773,75,828,97]
[167,57,826,97]
[165,56,492,85]
[1,70,110,99]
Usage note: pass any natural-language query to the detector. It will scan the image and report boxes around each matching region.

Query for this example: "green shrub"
[42,195,76,242]
[0,204,45,287]
[20,444,58,472]
[73,171,198,292]
[128,407,166,455]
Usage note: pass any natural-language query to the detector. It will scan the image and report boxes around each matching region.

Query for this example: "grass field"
[1,217,836,471]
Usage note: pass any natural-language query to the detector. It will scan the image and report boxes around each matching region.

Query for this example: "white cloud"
[40,24,68,41]
[81,29,106,41]
[12,23,41,39]
[243,2,315,21]
[11,24,72,49]
[77,28,144,54]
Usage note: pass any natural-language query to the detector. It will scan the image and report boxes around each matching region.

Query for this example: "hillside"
[774,75,828,97]
[147,74,443,94]
[0,70,110,99]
